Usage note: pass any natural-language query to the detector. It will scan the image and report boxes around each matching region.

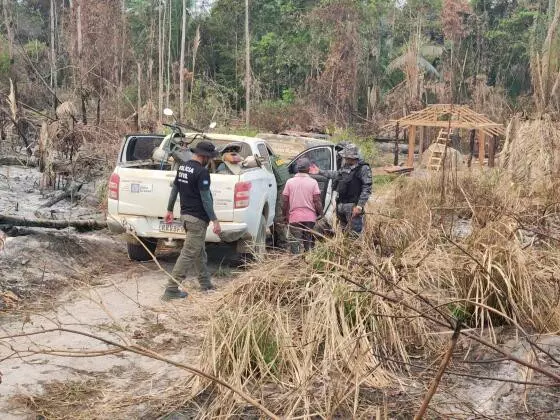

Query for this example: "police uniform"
[319,144,372,234]
[164,141,219,299]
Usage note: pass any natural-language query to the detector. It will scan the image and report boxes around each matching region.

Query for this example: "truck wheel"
[236,214,267,263]
[126,237,157,261]
[253,214,267,258]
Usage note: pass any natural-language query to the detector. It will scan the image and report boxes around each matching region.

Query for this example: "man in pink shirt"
[282,158,323,253]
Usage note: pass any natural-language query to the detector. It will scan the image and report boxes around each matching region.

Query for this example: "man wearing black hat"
[163,140,221,300]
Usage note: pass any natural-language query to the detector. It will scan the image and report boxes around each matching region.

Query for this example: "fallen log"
[0,214,107,231]
[0,155,38,167]
[38,182,84,209]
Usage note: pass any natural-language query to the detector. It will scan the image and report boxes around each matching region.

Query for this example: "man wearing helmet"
[311,143,372,234]
[216,143,243,175]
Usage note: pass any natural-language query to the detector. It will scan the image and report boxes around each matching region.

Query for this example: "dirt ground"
[0,232,240,419]
[0,164,240,418]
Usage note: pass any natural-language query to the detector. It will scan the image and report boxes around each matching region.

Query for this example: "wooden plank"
[396,120,503,129]
[407,125,416,167]
[384,166,414,174]
[390,121,502,137]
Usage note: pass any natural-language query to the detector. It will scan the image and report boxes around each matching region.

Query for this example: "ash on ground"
[0,164,125,310]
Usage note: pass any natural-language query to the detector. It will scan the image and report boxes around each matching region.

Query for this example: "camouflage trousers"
[272,191,288,249]
[336,203,364,235]
[167,214,213,291]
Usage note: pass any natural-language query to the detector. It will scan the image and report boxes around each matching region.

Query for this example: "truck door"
[289,146,336,218]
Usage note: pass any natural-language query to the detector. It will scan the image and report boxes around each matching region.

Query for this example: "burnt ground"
[0,163,241,418]
[1,163,559,419]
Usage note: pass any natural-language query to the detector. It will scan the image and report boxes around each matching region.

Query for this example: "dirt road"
[0,231,238,419]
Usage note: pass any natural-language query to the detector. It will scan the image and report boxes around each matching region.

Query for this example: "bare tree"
[118,0,127,117]
[50,0,58,89]
[166,0,172,108]
[245,0,251,125]
[78,3,87,124]
[2,0,14,63]
[532,0,560,112]
[137,62,142,115]
[76,1,83,68]
[179,0,187,119]
[158,0,163,121]
[189,25,200,105]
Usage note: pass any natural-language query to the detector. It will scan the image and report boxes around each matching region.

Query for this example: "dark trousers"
[337,203,364,234]
[288,222,315,254]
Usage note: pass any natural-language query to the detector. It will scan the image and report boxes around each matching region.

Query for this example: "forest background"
[0,0,558,146]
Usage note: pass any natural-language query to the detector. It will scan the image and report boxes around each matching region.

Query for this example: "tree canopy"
[1,0,559,130]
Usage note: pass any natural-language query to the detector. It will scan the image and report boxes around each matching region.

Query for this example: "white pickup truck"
[107,130,339,261]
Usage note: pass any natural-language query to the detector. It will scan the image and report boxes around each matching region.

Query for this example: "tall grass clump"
[196,239,445,417]
[196,169,560,417]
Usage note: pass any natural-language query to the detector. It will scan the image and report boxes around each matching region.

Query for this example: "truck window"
[257,143,272,170]
[297,147,332,171]
[124,136,164,162]
[193,138,252,158]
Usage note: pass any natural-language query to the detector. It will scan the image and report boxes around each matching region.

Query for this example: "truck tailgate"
[117,168,236,222]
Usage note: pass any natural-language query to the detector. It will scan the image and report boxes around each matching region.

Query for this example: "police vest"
[271,156,290,189]
[336,163,368,204]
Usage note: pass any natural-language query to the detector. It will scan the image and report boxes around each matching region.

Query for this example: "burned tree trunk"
[0,215,107,231]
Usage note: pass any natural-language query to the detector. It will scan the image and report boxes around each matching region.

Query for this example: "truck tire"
[236,214,267,263]
[126,237,157,261]
[253,214,267,258]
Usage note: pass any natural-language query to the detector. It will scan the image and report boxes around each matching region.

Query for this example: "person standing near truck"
[311,143,372,235]
[163,141,221,300]
[270,151,291,249]
[282,158,323,253]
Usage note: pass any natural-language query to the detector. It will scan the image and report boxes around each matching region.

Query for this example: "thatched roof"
[384,104,505,137]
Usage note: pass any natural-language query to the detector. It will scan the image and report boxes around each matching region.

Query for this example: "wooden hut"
[386,105,505,169]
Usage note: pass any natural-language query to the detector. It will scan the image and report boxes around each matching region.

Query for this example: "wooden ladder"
[427,129,450,172]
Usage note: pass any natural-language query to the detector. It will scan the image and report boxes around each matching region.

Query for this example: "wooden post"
[467,129,475,168]
[393,122,400,166]
[488,135,496,168]
[407,125,416,167]
[478,130,485,167]
[418,126,425,158]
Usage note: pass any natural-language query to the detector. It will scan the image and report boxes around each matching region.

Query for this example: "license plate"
[159,221,184,234]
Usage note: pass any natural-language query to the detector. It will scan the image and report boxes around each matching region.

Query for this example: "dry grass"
[193,244,442,417]
[501,115,560,189]
[13,378,106,420]
[12,376,198,420]
[194,168,560,417]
